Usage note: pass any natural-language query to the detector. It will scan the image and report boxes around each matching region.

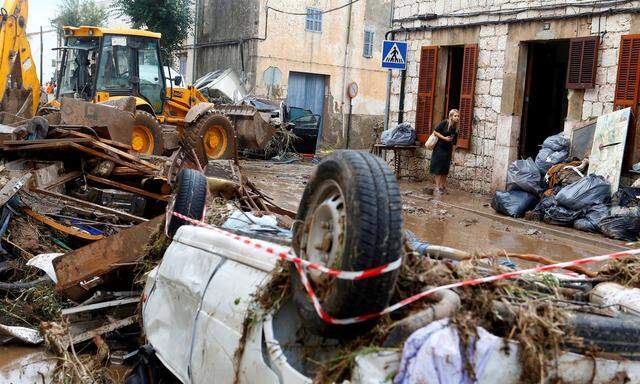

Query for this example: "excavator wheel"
[131,111,164,155]
[192,112,235,160]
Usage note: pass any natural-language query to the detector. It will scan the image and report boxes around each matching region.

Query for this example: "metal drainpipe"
[398,65,406,124]
[340,1,354,147]
[383,0,395,132]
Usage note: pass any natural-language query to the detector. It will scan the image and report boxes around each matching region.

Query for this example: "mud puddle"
[0,345,55,383]
[242,160,623,262]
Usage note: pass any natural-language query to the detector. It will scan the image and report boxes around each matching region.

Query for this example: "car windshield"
[58,37,99,99]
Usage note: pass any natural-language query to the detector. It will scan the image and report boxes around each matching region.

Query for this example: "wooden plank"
[3,141,74,151]
[86,174,170,201]
[2,138,93,145]
[57,128,132,151]
[71,316,137,345]
[68,143,154,175]
[87,139,160,171]
[23,208,105,241]
[60,129,159,171]
[53,216,162,293]
[34,188,147,223]
[111,166,144,177]
[43,171,82,190]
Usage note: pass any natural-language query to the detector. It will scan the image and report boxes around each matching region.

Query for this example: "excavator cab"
[56,27,169,154]
[56,26,237,159]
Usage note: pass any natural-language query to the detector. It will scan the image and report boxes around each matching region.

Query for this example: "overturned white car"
[128,151,640,384]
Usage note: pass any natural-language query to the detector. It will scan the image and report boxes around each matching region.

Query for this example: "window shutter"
[566,36,599,89]
[415,46,438,136]
[458,44,479,150]
[614,35,640,167]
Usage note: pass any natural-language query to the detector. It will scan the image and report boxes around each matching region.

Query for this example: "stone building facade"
[195,0,392,150]
[389,0,640,194]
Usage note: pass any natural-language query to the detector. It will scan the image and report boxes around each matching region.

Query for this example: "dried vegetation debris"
[246,250,587,383]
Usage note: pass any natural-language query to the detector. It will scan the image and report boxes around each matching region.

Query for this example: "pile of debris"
[492,108,640,242]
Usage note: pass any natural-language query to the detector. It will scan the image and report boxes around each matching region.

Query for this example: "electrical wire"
[395,0,637,22]
[267,0,359,16]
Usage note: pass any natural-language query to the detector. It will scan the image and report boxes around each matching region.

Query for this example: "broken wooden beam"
[42,171,82,190]
[86,174,170,201]
[34,188,147,223]
[53,216,163,301]
[68,143,154,176]
[2,138,93,146]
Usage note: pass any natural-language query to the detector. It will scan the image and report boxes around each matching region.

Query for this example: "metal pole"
[191,0,199,82]
[346,99,353,149]
[383,0,395,132]
[39,26,43,86]
[398,69,406,124]
[383,69,392,131]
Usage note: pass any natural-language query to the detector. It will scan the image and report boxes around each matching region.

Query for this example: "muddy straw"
[297,248,640,325]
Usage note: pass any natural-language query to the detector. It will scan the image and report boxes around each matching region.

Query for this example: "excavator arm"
[0,0,40,120]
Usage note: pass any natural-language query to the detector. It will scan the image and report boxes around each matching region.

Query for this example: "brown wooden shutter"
[614,35,640,167]
[566,36,599,89]
[415,46,438,136]
[458,44,478,150]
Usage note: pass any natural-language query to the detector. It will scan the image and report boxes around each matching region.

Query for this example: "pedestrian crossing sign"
[381,40,407,70]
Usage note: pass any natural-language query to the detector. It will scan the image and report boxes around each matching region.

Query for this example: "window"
[566,36,599,89]
[363,31,374,58]
[137,39,164,113]
[306,8,322,32]
[96,36,133,92]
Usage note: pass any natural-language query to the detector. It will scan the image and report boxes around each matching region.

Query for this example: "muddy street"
[243,159,626,263]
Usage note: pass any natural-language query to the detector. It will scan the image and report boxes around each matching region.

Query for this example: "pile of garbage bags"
[492,133,640,242]
[380,123,416,146]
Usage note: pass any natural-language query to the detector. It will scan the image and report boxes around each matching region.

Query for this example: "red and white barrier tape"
[300,249,640,325]
[169,211,402,280]
[169,211,640,325]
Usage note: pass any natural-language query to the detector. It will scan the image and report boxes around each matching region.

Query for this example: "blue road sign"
[381,40,407,70]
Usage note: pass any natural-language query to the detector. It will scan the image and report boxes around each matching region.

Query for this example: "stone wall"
[389,1,640,194]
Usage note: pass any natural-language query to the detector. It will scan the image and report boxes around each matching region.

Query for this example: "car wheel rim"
[302,179,346,285]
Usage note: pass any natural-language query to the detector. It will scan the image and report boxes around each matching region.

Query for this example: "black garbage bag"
[491,190,539,218]
[542,133,570,152]
[526,195,556,221]
[599,215,640,241]
[556,175,611,211]
[544,204,582,226]
[506,158,543,195]
[574,204,609,233]
[535,147,569,173]
[380,122,416,146]
[611,206,640,216]
[612,187,640,208]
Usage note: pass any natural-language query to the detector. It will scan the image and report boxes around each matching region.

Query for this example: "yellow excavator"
[55,25,236,158]
[1,0,241,159]
[0,0,40,120]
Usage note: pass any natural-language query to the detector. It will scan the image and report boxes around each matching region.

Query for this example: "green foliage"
[50,0,109,30]
[114,0,193,64]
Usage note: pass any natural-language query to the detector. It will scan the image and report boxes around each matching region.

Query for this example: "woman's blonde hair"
[447,109,460,127]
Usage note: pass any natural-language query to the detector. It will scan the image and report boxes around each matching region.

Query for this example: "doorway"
[286,72,327,154]
[519,40,570,159]
[443,46,464,119]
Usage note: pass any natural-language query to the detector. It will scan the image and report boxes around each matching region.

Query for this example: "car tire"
[291,151,403,338]
[132,111,164,156]
[167,168,207,237]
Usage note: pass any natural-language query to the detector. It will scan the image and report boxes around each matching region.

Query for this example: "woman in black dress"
[429,109,459,195]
